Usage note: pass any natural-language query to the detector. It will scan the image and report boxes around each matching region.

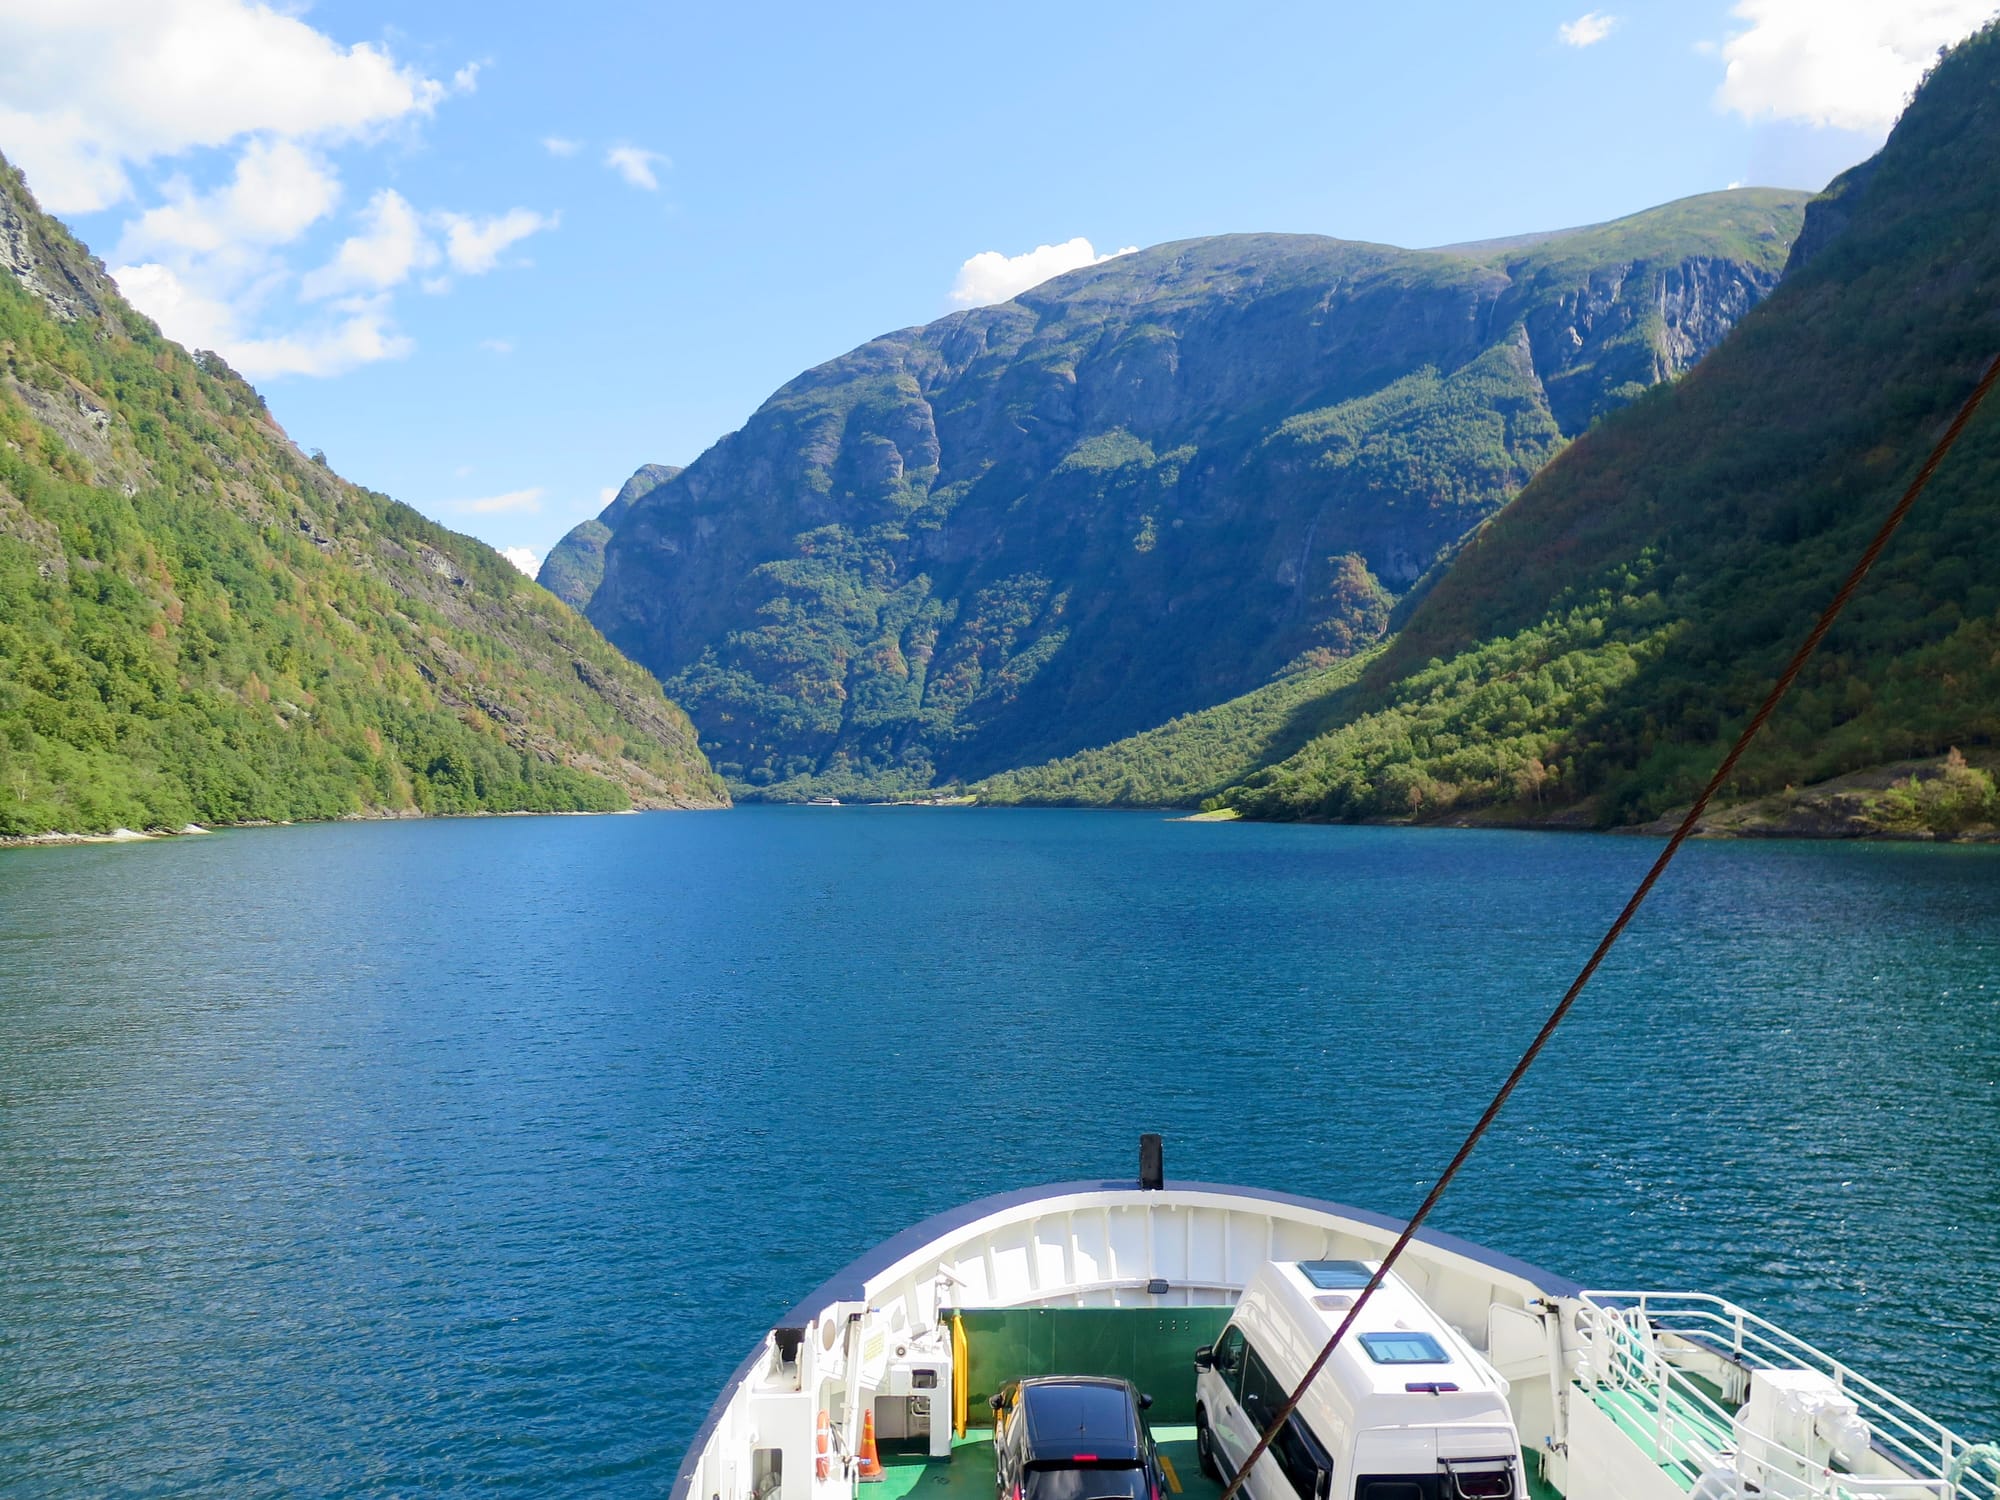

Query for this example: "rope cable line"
[1212,349,2000,1500]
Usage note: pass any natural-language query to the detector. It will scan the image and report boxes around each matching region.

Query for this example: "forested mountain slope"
[588,192,1805,798]
[0,157,724,836]
[976,652,1374,809]
[1178,25,2000,829]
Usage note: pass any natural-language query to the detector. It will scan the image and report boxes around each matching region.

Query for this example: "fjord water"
[1,811,1995,1495]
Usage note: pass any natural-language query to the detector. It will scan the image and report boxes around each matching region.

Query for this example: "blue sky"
[2,1,1992,572]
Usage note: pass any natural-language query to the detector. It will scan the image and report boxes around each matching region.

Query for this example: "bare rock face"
[0,161,119,327]
[590,192,1808,796]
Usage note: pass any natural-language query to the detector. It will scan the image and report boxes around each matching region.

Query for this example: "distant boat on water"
[806,796,841,806]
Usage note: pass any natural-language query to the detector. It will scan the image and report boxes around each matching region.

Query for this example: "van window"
[1353,1471,1513,1500]
[1236,1349,1332,1500]
[1271,1415,1333,1500]
[1212,1327,1248,1400]
[1240,1349,1281,1431]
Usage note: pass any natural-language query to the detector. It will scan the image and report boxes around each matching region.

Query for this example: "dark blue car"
[991,1377,1162,1500]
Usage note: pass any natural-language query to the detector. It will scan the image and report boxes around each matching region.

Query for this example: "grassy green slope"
[0,158,725,835]
[975,652,1375,808]
[1218,26,2000,827]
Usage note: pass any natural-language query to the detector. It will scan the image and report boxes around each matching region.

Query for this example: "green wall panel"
[958,1307,1233,1426]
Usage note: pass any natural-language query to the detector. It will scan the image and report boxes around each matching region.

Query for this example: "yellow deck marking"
[1159,1455,1182,1494]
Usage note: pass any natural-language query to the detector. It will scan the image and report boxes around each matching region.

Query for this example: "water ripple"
[1,812,1995,1495]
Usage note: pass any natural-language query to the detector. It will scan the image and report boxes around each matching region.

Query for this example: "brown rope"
[1214,349,2000,1500]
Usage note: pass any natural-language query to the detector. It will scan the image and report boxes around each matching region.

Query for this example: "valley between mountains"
[7,25,2000,841]
[545,25,2000,840]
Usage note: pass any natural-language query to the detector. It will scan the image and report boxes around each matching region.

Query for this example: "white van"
[1192,1260,1523,1500]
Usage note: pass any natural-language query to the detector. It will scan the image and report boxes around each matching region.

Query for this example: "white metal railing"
[1574,1292,1998,1500]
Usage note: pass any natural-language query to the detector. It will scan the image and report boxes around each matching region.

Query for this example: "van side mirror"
[989,1393,1005,1413]
[1138,1393,1154,1411]
[1193,1346,1214,1371]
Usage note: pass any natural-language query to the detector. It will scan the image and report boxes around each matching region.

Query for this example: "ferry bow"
[672,1171,1996,1500]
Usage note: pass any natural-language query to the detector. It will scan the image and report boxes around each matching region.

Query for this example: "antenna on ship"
[1138,1133,1164,1191]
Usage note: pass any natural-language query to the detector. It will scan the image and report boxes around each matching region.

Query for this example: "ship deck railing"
[1577,1291,1996,1500]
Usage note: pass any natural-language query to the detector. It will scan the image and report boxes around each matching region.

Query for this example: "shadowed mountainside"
[539,462,682,610]
[586,192,1806,798]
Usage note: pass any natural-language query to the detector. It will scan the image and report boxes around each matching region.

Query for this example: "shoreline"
[0,824,210,849]
[14,784,1995,849]
[0,799,727,852]
[983,750,2000,845]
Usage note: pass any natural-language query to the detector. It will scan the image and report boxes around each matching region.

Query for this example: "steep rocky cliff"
[588,191,1805,796]
[539,462,682,610]
[0,156,724,834]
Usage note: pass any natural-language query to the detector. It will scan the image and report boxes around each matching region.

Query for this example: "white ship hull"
[673,1179,1995,1500]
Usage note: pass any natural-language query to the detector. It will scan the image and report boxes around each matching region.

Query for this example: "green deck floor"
[1590,1386,1734,1494]
[875,1429,1222,1500]
[877,1429,1563,1500]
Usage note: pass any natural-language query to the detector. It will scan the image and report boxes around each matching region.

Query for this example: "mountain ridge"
[985,23,2000,836]
[540,462,683,610]
[587,190,1806,798]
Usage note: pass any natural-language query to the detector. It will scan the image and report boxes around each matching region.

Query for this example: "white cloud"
[598,486,618,504]
[451,487,545,515]
[0,0,444,214]
[1714,0,1995,131]
[109,261,241,352]
[1558,12,1617,47]
[542,135,581,157]
[605,144,669,190]
[500,546,540,575]
[113,259,412,378]
[301,188,437,298]
[948,237,1139,308]
[121,172,552,376]
[480,337,514,355]
[0,7,557,382]
[224,296,413,378]
[296,195,555,304]
[118,137,339,267]
[438,207,558,273]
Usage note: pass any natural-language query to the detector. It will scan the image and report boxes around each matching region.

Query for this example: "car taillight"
[1151,1477,1161,1500]
[1012,1484,1021,1500]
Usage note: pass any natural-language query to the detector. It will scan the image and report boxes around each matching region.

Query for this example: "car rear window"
[1022,1383,1138,1451]
[1024,1465,1150,1500]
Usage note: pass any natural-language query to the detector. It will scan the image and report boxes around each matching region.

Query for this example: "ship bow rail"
[1572,1290,1996,1500]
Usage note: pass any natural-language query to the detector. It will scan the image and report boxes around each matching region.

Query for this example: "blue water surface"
[1,809,1995,1495]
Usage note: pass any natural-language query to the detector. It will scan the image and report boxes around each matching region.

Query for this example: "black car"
[990,1377,1162,1500]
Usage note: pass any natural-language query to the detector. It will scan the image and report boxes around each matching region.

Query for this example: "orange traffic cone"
[858,1409,885,1483]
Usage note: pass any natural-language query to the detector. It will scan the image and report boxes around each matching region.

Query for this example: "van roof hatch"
[1297,1259,1374,1289]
